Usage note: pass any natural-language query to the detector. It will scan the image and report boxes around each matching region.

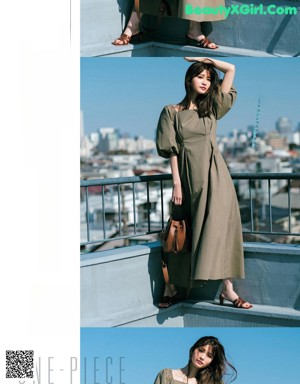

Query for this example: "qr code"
[6,350,34,379]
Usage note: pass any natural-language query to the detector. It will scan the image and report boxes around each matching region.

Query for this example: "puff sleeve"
[156,106,179,159]
[214,86,237,120]
[153,369,173,384]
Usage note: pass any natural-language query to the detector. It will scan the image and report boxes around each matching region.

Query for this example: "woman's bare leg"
[112,11,142,45]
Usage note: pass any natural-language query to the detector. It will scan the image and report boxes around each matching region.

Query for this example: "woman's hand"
[170,154,182,204]
[172,183,182,205]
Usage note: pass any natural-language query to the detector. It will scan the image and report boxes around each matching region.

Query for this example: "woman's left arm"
[184,57,235,93]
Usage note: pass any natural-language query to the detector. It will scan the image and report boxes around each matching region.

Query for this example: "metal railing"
[80,174,171,247]
[233,173,299,237]
[80,173,300,248]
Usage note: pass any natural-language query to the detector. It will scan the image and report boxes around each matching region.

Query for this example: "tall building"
[98,127,119,153]
[89,132,99,147]
[276,117,294,144]
[276,117,292,134]
[265,131,288,150]
[80,136,93,158]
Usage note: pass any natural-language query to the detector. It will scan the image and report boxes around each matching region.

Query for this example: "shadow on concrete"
[266,14,293,55]
[147,248,165,305]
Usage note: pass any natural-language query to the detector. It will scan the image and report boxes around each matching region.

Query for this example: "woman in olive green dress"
[112,0,225,48]
[154,336,237,384]
[156,57,252,309]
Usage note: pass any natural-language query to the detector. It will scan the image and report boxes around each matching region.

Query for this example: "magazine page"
[80,1,300,383]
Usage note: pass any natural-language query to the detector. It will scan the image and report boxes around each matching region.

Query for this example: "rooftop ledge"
[81,242,300,327]
[81,0,300,57]
[81,41,279,58]
[81,242,300,266]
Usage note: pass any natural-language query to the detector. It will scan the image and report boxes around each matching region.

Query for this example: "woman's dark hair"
[187,336,237,384]
[179,62,221,117]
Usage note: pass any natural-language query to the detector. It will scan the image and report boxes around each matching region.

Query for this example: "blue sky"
[80,57,300,140]
[81,327,300,384]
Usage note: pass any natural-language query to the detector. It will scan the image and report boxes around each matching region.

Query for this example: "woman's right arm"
[154,371,162,384]
[156,107,182,205]
[170,153,182,206]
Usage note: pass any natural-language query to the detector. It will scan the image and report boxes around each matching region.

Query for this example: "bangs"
[199,339,217,358]
[188,62,217,81]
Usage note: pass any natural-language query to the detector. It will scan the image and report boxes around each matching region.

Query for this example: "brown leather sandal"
[232,296,253,309]
[219,294,252,309]
[112,33,131,46]
[199,37,219,49]
[186,35,219,49]
[112,32,143,46]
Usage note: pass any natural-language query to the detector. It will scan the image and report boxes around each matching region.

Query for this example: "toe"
[114,39,123,45]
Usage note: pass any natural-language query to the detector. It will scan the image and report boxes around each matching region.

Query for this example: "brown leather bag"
[161,216,190,253]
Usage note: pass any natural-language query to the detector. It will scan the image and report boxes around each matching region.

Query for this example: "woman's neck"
[188,101,197,110]
[182,365,199,379]
[189,92,205,110]
[189,93,197,108]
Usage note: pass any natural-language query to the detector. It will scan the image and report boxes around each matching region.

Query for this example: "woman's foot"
[158,284,183,308]
[220,279,252,309]
[112,11,142,45]
[112,31,143,46]
[187,21,218,49]
[112,33,131,46]
[186,34,218,49]
[158,293,183,308]
[219,292,252,309]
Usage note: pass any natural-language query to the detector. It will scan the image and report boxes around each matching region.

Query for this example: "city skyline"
[81,57,300,140]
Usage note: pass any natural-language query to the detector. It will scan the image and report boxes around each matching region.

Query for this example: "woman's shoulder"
[162,104,182,113]
[154,368,174,384]
[158,367,172,374]
[158,368,173,378]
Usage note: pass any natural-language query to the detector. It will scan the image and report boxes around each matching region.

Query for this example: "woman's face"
[191,70,211,95]
[191,344,214,370]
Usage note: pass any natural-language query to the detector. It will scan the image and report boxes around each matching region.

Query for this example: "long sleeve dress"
[154,368,224,384]
[140,0,226,22]
[156,87,245,288]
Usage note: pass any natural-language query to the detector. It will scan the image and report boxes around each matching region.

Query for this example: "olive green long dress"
[140,0,226,22]
[156,87,245,287]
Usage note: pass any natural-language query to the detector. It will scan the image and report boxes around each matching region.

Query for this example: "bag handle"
[134,0,140,20]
